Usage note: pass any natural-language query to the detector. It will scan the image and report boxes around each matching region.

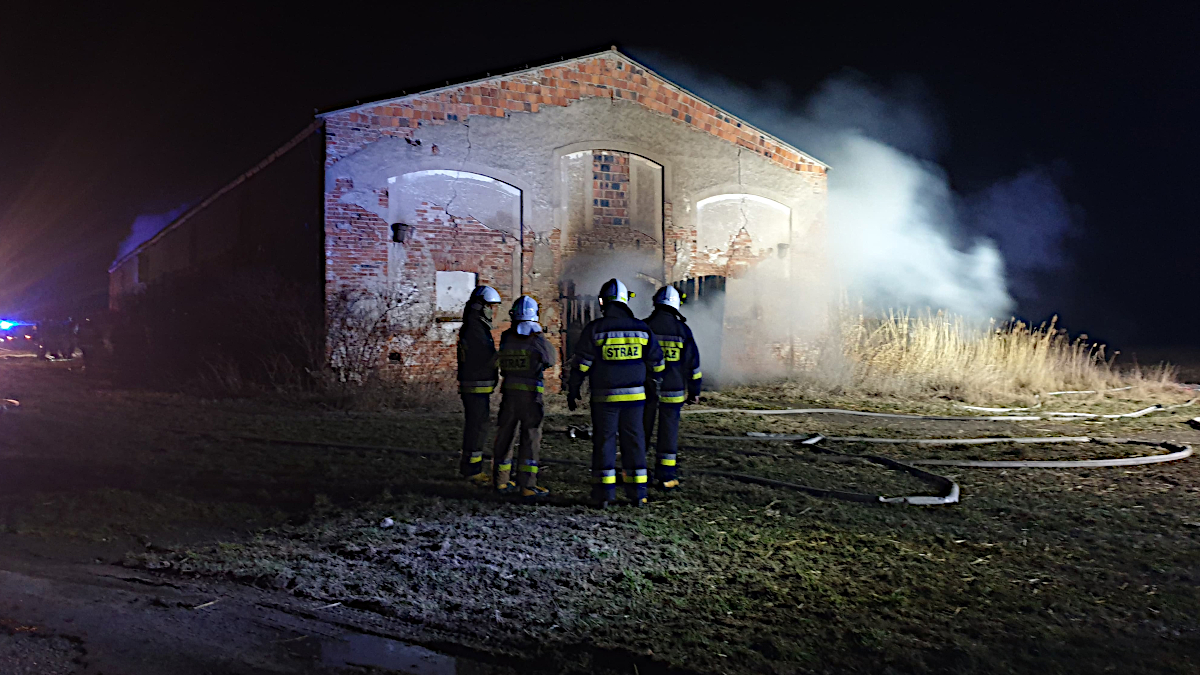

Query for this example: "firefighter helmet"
[652,286,682,310]
[598,278,630,306]
[470,285,502,304]
[510,295,539,322]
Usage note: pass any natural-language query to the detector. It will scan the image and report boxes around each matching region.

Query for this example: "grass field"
[2,358,1199,674]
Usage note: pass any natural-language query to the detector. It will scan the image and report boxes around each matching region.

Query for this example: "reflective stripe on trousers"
[492,391,544,489]
[623,468,648,483]
[590,402,648,502]
[644,396,682,481]
[460,393,491,476]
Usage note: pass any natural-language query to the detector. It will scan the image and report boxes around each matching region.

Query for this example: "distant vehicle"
[36,320,78,360]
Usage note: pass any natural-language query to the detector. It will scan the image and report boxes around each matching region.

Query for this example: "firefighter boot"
[655,478,680,493]
[521,486,550,503]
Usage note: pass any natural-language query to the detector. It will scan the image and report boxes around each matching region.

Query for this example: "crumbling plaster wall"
[326,95,826,282]
[324,78,827,386]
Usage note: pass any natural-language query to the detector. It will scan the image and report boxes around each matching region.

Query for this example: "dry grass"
[790,309,1179,403]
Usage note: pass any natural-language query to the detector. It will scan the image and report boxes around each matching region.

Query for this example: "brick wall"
[323,53,825,177]
[325,177,389,291]
[406,202,515,297]
[592,152,630,226]
[323,51,827,388]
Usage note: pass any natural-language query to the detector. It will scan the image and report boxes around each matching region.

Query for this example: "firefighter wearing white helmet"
[642,285,702,492]
[490,295,556,502]
[457,285,503,484]
[568,278,665,508]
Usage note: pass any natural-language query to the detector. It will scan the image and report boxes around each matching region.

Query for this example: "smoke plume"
[820,135,1009,317]
[115,204,190,261]
[567,57,1078,385]
[961,164,1076,302]
[561,249,662,318]
[645,62,1072,321]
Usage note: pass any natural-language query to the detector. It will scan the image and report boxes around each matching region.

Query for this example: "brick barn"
[110,48,828,389]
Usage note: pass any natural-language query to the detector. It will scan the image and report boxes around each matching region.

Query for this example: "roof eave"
[316,48,829,170]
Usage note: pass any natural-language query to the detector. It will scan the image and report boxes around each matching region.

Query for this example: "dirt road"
[0,540,507,674]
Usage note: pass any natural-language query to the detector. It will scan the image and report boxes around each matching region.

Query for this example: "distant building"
[110,49,828,387]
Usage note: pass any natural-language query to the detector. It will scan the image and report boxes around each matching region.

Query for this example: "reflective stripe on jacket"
[457,301,498,394]
[495,328,556,397]
[644,307,701,402]
[569,303,665,404]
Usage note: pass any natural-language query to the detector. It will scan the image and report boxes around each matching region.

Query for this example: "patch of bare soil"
[0,622,86,675]
[136,497,696,664]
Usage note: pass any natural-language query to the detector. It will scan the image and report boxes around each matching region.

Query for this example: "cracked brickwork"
[323,52,825,176]
[592,152,630,227]
[321,51,828,387]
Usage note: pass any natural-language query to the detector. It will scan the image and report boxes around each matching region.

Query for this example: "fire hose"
[679,433,1191,503]
[187,394,1194,508]
[673,400,1195,505]
[681,398,1195,422]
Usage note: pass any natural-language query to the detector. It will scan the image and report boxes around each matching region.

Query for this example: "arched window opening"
[695,193,791,256]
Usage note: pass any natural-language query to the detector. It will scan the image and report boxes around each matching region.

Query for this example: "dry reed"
[790,309,1177,403]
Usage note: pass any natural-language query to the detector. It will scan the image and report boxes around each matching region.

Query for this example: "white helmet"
[652,286,682,311]
[470,285,502,304]
[598,278,630,306]
[509,295,538,322]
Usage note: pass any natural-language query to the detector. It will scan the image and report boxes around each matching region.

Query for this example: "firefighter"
[567,279,665,508]
[457,285,502,485]
[642,286,702,492]
[491,296,556,501]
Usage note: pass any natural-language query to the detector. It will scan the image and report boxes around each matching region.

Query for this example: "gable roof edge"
[108,120,324,274]
[317,48,828,169]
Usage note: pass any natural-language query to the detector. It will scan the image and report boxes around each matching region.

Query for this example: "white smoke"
[115,204,190,260]
[962,165,1075,302]
[640,62,1057,320]
[561,248,662,318]
[823,135,1010,317]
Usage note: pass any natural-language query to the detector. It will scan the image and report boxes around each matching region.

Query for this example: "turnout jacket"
[494,327,556,400]
[644,307,702,404]
[569,303,665,405]
[456,301,498,394]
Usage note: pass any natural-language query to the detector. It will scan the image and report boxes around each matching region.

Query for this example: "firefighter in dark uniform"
[567,279,665,508]
[643,286,702,492]
[491,296,556,502]
[457,285,502,485]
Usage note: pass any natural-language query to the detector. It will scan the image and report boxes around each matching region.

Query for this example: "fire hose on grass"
[670,400,1195,506]
[191,396,1194,509]
[680,398,1196,422]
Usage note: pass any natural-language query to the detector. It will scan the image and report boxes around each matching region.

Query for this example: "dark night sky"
[2,4,1197,349]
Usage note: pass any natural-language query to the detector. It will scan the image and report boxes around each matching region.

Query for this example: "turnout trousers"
[459,393,491,476]
[643,395,682,482]
[591,403,649,502]
[492,391,544,489]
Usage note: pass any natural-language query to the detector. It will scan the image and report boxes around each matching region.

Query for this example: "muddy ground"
[1,355,1199,674]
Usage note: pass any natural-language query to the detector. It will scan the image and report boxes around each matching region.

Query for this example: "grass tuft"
[785,308,1180,403]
